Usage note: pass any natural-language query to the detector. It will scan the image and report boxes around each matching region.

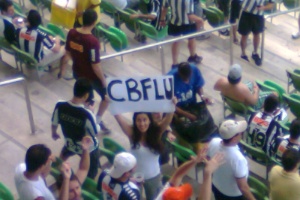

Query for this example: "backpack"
[172,102,218,143]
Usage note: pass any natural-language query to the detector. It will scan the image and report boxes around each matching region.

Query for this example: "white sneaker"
[292,32,300,39]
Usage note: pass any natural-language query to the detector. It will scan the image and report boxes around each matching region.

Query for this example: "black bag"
[172,102,218,143]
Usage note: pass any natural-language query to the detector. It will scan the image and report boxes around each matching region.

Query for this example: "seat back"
[11,44,37,66]
[0,37,14,54]
[117,9,137,33]
[239,140,269,164]
[137,20,159,40]
[82,177,102,198]
[103,137,126,154]
[169,140,196,162]
[0,182,14,200]
[222,95,255,118]
[96,25,123,52]
[286,69,300,94]
[256,80,286,103]
[38,25,56,37]
[47,23,66,42]
[82,190,99,200]
[283,93,300,118]
[107,26,128,49]
[248,176,269,200]
[98,146,115,164]
[101,0,118,16]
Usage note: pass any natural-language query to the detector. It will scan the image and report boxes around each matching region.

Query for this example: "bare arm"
[198,153,225,200]
[114,115,133,139]
[157,112,174,136]
[58,51,71,78]
[236,177,256,200]
[76,136,92,184]
[175,106,197,121]
[92,63,106,87]
[188,14,204,27]
[51,38,61,53]
[258,2,274,10]
[51,124,60,140]
[169,159,198,186]
[58,163,72,200]
[130,14,156,20]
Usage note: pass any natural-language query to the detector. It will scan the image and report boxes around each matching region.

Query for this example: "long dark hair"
[132,112,163,154]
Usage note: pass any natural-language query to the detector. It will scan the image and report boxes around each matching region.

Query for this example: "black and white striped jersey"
[16,27,54,62]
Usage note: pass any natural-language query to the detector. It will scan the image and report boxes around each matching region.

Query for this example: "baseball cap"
[110,152,137,179]
[162,184,193,200]
[228,64,242,82]
[219,120,247,139]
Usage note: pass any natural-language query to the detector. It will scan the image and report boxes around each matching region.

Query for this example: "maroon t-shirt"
[66,29,100,80]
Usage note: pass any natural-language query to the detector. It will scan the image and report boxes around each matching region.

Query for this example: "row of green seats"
[100,0,168,41]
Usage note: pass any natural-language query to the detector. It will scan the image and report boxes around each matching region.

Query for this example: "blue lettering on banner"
[108,77,174,102]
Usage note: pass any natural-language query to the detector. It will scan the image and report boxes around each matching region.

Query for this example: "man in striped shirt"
[238,0,274,66]
[97,152,140,200]
[161,0,204,68]
[16,10,65,67]
[51,78,101,179]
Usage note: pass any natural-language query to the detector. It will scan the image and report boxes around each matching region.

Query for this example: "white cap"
[110,152,137,179]
[228,64,242,81]
[219,120,247,139]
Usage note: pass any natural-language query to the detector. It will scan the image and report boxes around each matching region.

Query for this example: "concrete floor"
[0,1,300,199]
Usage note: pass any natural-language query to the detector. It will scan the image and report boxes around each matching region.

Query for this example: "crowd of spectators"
[1,0,300,199]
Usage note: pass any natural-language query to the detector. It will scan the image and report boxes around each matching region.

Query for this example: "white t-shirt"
[130,145,160,180]
[208,138,248,197]
[14,163,55,200]
[110,0,127,9]
[155,183,170,200]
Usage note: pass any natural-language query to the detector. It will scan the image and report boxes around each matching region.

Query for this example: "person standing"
[161,0,204,68]
[207,120,256,200]
[59,9,110,133]
[238,0,274,66]
[51,78,101,179]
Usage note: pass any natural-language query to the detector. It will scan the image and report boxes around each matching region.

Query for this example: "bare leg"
[188,38,196,56]
[253,33,260,54]
[97,98,109,118]
[171,42,180,65]
[232,24,238,43]
[240,34,248,56]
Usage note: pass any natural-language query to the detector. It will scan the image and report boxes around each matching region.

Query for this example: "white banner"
[107,76,175,114]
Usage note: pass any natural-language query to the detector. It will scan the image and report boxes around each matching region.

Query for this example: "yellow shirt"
[269,165,300,200]
[76,0,101,25]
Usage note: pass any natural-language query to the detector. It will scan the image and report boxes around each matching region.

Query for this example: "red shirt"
[66,29,100,80]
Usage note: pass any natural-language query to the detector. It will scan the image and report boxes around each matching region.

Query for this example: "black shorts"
[212,185,244,200]
[217,0,230,18]
[238,11,264,35]
[168,23,197,37]
[73,73,106,100]
[230,0,241,23]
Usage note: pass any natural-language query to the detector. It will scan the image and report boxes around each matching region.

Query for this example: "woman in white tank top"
[114,102,175,200]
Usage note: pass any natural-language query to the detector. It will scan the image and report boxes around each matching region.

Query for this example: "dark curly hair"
[132,112,163,154]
